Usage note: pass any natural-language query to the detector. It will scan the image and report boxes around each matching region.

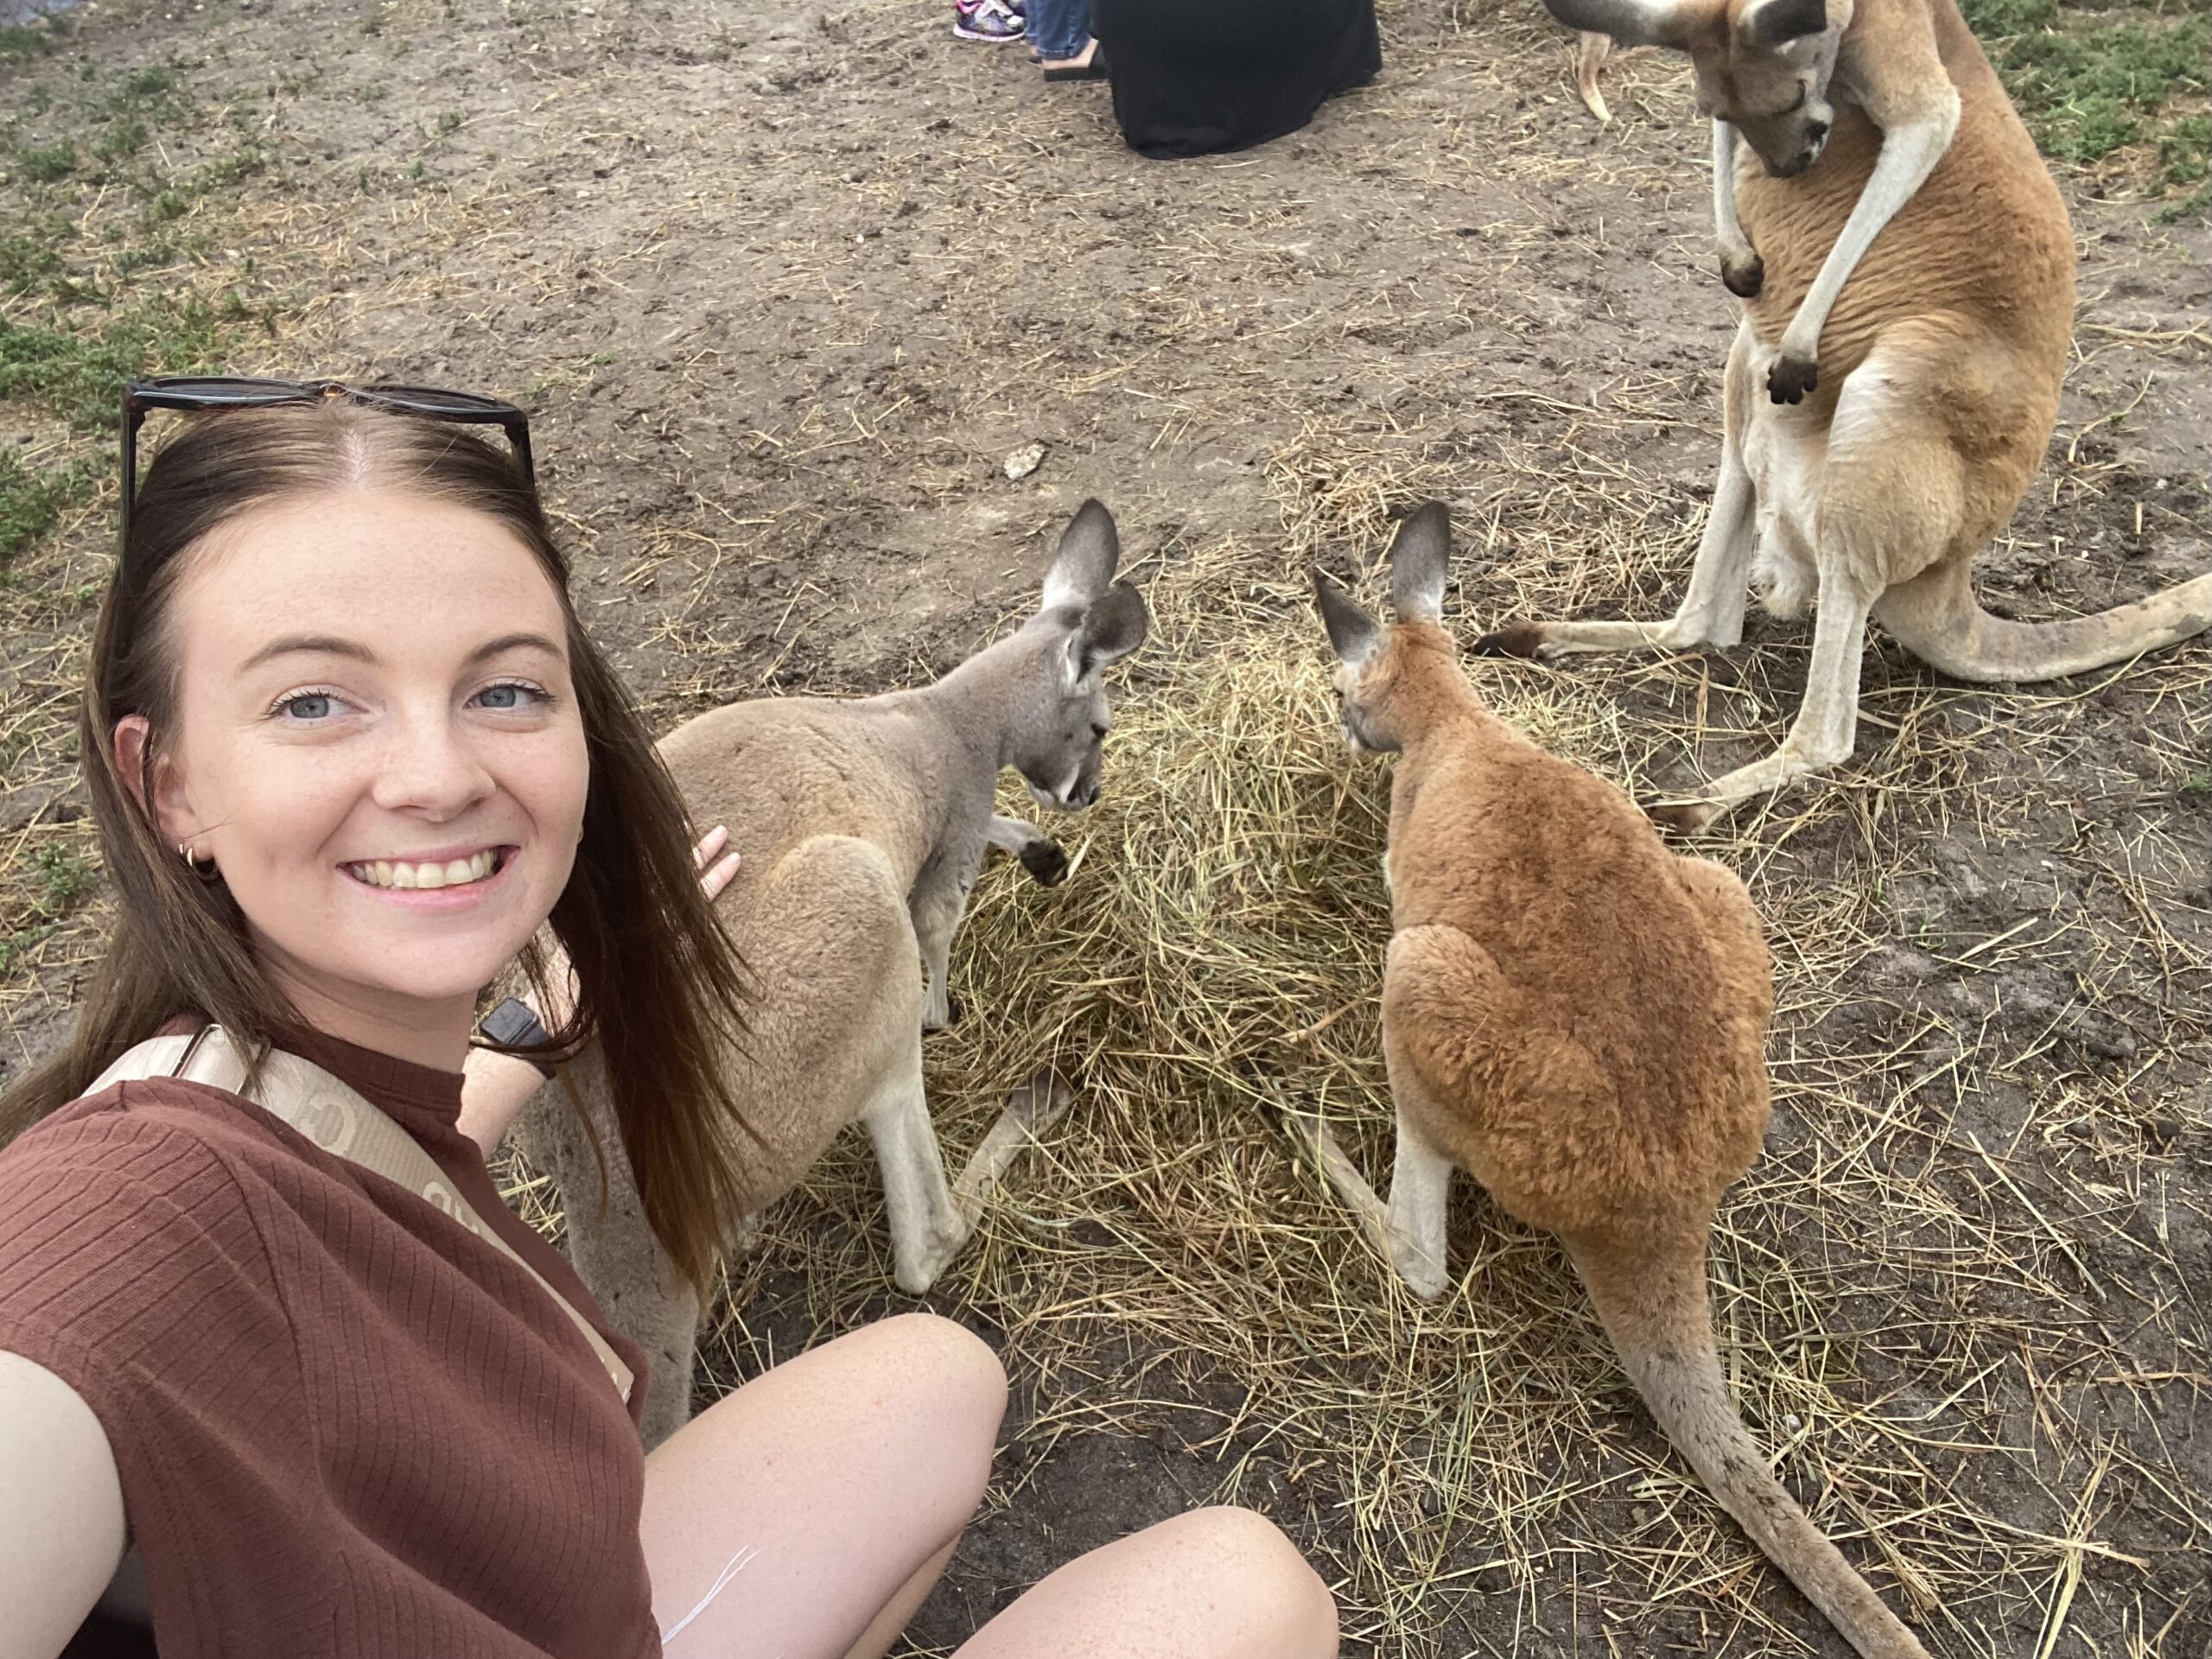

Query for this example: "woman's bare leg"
[640,1312,1007,1659]
[956,1506,1338,1659]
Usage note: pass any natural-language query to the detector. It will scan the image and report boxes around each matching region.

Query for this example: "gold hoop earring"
[177,841,217,877]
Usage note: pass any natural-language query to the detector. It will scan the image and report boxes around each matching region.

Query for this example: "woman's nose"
[372,715,495,816]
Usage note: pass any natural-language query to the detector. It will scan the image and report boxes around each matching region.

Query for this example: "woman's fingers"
[695,825,741,901]
[702,850,741,902]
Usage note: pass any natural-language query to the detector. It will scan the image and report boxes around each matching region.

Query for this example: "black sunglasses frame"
[119,377,537,548]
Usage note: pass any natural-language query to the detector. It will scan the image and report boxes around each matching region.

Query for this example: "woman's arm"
[0,1350,128,1659]
[458,826,741,1153]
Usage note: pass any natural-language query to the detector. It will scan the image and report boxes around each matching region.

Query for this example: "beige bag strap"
[86,1027,634,1406]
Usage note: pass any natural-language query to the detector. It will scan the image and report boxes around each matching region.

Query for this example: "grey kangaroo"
[518,500,1149,1443]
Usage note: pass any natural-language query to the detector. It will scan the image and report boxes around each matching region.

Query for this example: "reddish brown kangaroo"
[1303,502,1931,1659]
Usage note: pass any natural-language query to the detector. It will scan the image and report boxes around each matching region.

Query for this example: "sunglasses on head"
[120,376,537,546]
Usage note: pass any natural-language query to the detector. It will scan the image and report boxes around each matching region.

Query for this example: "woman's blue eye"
[474,682,543,711]
[282,692,334,721]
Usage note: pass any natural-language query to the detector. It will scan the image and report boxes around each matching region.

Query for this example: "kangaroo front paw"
[1470,621,1547,659]
[1719,250,1764,298]
[1767,352,1817,404]
[1017,840,1070,887]
[922,991,963,1033]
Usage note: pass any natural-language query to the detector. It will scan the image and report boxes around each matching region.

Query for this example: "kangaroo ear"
[1313,570,1382,667]
[1388,502,1452,624]
[1043,499,1120,612]
[1078,580,1150,674]
[1529,0,1686,47]
[1738,0,1827,42]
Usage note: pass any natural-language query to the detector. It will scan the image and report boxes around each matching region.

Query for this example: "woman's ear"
[112,714,197,845]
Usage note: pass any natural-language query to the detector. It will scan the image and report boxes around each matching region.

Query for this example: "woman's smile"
[342,843,515,901]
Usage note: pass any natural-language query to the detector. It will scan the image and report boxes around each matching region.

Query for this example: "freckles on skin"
[158,490,591,1053]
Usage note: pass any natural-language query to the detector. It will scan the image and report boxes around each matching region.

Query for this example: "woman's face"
[124,489,589,1052]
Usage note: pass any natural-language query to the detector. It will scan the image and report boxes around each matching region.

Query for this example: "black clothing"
[1094,0,1382,159]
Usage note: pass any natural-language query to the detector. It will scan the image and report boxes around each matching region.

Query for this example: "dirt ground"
[2,0,2208,1653]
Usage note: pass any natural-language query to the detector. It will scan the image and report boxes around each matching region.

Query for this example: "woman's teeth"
[347,849,501,890]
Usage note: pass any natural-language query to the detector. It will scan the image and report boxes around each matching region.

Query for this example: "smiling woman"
[0,396,763,1658]
[117,491,595,1054]
[3,399,753,1283]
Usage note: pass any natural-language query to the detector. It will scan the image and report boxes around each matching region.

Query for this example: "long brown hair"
[0,400,753,1291]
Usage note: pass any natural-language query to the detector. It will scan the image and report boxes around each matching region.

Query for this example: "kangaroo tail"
[1566,1232,1931,1659]
[1876,559,2212,684]
[1574,31,1612,124]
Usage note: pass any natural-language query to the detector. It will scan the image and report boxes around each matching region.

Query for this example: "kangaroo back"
[1568,1235,1932,1659]
[703,831,924,1205]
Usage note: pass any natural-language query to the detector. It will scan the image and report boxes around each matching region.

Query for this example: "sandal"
[1041,41,1107,80]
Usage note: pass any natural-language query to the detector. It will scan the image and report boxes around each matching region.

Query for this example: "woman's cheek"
[520,721,591,862]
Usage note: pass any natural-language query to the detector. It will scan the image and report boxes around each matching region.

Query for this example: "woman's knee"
[889,1314,1006,1536]
[1157,1506,1338,1655]
[850,1313,1007,1507]
[865,1312,1008,1427]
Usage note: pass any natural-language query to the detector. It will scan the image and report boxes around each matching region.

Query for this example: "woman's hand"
[458,827,740,1154]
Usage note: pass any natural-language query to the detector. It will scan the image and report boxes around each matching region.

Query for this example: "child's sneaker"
[953,0,1025,41]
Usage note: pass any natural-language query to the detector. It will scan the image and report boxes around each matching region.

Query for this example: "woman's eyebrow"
[240,634,376,672]
[466,631,565,665]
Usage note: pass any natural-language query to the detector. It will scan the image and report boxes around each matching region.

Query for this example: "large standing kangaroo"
[1486,0,2209,826]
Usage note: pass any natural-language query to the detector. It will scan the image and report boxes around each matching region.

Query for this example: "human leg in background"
[1027,0,1100,73]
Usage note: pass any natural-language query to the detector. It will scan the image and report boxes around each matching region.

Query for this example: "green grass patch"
[1964,0,2211,207]
[0,842,99,975]
[0,227,67,294]
[0,296,228,432]
[0,11,71,67]
[16,136,77,181]
[0,449,99,569]
[32,843,94,910]
[0,923,61,978]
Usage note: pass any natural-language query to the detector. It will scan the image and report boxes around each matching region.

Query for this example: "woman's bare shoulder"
[0,1351,126,1659]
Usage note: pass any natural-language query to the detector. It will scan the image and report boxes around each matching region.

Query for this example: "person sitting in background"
[1093,0,1379,157]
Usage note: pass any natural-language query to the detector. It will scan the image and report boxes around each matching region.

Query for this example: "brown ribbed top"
[0,1027,659,1658]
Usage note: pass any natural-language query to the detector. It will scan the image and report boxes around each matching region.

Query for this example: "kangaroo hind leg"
[862,1037,971,1294]
[1292,1105,1454,1301]
[1479,323,1760,660]
[516,1041,702,1449]
[1652,351,1964,829]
